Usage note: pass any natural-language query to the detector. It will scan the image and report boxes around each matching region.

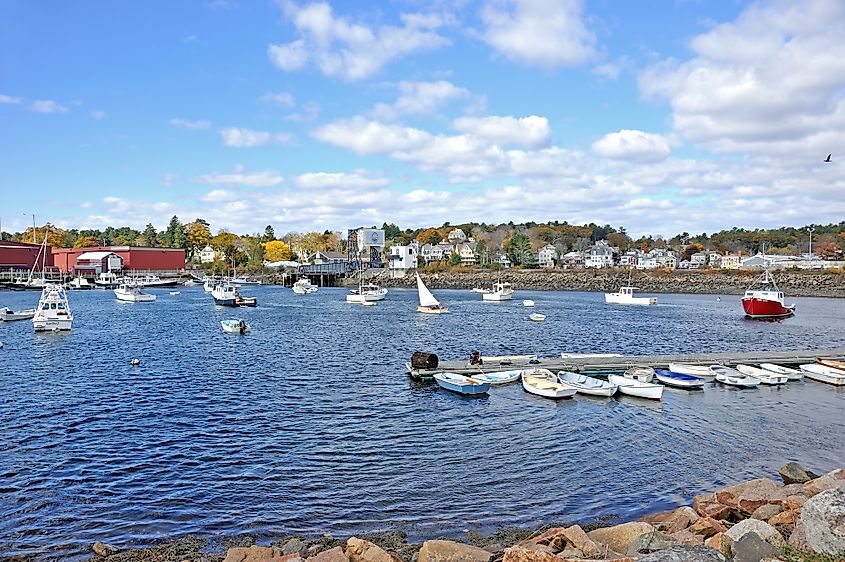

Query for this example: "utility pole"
[808,226,815,261]
[32,214,36,244]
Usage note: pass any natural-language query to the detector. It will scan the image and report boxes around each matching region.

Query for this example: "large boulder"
[724,520,785,550]
[779,462,818,485]
[669,531,704,546]
[502,546,633,562]
[587,522,654,555]
[626,531,678,556]
[92,542,119,557]
[692,495,741,521]
[417,541,492,562]
[310,547,350,562]
[283,539,310,557]
[803,468,845,496]
[687,518,727,539]
[561,525,604,559]
[750,504,782,521]
[703,534,732,559]
[800,486,845,554]
[734,479,787,515]
[658,508,700,534]
[635,545,726,562]
[731,533,778,562]
[345,538,403,562]
[223,545,285,562]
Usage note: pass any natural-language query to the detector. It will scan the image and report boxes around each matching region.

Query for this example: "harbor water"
[2,286,845,559]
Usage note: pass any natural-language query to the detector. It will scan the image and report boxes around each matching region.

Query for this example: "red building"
[0,240,54,272]
[52,246,185,274]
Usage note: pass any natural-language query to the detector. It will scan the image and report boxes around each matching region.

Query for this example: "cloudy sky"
[1,0,843,237]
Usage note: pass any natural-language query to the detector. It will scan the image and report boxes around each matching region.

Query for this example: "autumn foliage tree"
[416,227,440,245]
[73,235,102,248]
[263,240,292,262]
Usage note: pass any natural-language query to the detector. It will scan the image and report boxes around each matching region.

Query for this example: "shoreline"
[79,463,845,562]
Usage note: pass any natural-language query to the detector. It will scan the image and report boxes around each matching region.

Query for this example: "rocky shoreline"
[84,463,845,562]
[345,270,845,298]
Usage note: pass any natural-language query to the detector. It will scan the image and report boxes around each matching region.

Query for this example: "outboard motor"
[469,350,483,366]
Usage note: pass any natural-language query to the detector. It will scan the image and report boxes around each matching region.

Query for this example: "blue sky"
[2,0,843,237]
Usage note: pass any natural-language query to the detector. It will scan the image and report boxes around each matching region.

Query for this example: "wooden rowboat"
[608,374,663,400]
[521,368,576,399]
[653,369,706,389]
[433,372,490,395]
[558,371,617,397]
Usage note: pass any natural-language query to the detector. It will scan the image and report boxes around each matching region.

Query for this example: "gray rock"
[283,538,310,556]
[731,533,778,562]
[779,462,818,485]
[725,519,785,549]
[637,545,726,562]
[800,486,845,554]
[750,504,783,521]
[92,541,119,557]
[627,531,680,556]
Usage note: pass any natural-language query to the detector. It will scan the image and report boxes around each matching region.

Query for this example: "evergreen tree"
[263,225,276,242]
[142,223,158,247]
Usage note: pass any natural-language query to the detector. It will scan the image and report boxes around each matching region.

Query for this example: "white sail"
[416,273,440,307]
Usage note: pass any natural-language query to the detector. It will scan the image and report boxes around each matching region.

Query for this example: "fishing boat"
[346,283,387,303]
[127,274,179,288]
[799,364,845,386]
[558,371,617,397]
[604,286,657,306]
[212,283,257,307]
[0,307,36,321]
[471,287,490,294]
[608,374,664,400]
[114,283,156,303]
[736,364,787,385]
[203,278,217,292]
[624,367,655,383]
[469,370,521,385]
[221,319,251,334]
[653,369,706,389]
[529,313,546,322]
[742,268,795,319]
[292,278,318,295]
[521,368,576,399]
[66,276,93,290]
[95,271,121,289]
[817,358,845,371]
[416,273,448,314]
[32,283,73,332]
[433,372,490,395]
[523,299,535,307]
[231,276,262,286]
[710,365,759,388]
[667,363,713,378]
[759,363,803,381]
[482,281,513,301]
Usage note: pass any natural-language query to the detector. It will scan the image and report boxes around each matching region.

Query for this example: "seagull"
[824,154,832,162]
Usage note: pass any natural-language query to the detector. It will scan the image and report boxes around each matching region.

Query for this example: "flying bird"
[824,154,832,162]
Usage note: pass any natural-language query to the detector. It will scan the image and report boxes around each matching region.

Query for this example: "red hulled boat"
[742,269,795,319]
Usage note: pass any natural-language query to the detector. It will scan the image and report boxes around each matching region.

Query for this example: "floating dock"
[408,348,845,378]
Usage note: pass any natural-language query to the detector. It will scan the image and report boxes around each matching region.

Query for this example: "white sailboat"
[416,273,448,314]
[32,283,73,332]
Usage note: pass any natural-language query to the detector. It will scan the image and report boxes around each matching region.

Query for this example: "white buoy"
[130,358,140,366]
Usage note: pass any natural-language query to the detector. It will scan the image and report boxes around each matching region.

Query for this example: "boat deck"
[409,348,845,378]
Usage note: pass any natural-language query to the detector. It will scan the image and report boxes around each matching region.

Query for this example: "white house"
[560,251,585,268]
[308,251,348,264]
[199,245,217,263]
[720,255,742,269]
[493,251,512,268]
[690,252,708,268]
[619,251,639,268]
[456,242,478,265]
[447,228,467,244]
[586,241,615,268]
[388,244,418,277]
[537,244,557,268]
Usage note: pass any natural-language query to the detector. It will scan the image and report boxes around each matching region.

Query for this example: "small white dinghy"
[169,291,181,296]
[0,307,36,321]
[799,364,845,386]
[529,313,546,322]
[470,370,521,385]
[523,299,535,307]
[759,363,803,381]
[624,367,655,383]
[710,365,759,388]
[736,364,787,385]
[521,368,576,399]
[668,363,713,378]
[221,319,250,334]
[471,287,490,294]
[558,371,617,397]
[416,273,448,314]
[608,374,663,400]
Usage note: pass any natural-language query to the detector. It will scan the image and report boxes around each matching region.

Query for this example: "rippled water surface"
[2,286,845,559]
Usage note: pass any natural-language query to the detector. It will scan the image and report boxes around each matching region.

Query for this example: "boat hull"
[472,370,521,385]
[434,373,490,395]
[604,294,657,306]
[32,318,73,332]
[800,364,845,386]
[759,363,803,380]
[346,294,384,303]
[417,306,448,314]
[742,298,795,318]
[654,369,706,389]
[667,363,713,378]
[521,369,577,399]
[608,374,663,399]
[213,297,239,307]
[482,293,512,301]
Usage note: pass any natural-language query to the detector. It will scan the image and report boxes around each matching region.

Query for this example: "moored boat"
[742,268,795,319]
[470,370,521,385]
[221,319,251,334]
[32,283,73,332]
[482,281,513,301]
[736,364,787,385]
[816,358,845,371]
[710,365,759,388]
[624,367,655,383]
[558,371,617,397]
[212,283,257,307]
[521,368,576,399]
[114,283,156,303]
[416,273,448,314]
[604,286,657,306]
[799,364,845,386]
[759,363,803,381]
[608,374,663,400]
[523,299,535,307]
[0,307,37,321]
[433,372,490,395]
[293,278,319,295]
[471,287,490,294]
[95,272,121,289]
[529,313,546,322]
[667,363,713,378]
[66,276,93,290]
[653,369,706,389]
[346,283,387,303]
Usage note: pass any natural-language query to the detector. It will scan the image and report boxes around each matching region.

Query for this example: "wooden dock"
[408,348,845,378]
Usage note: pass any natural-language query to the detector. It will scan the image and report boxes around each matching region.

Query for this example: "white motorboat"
[736,364,787,385]
[799,364,845,386]
[293,278,319,295]
[346,283,387,303]
[523,299,535,307]
[624,367,655,383]
[212,283,256,307]
[0,307,36,321]
[472,287,491,294]
[169,291,180,296]
[32,283,73,332]
[416,273,448,314]
[95,272,121,289]
[558,371,617,397]
[231,276,262,286]
[605,286,657,306]
[759,363,803,381]
[221,319,251,334]
[529,313,546,322]
[470,370,521,385]
[668,363,713,378]
[521,368,576,399]
[126,274,178,288]
[608,374,663,400]
[66,276,93,290]
[710,365,759,388]
[482,281,513,301]
[114,283,156,303]
[203,278,217,292]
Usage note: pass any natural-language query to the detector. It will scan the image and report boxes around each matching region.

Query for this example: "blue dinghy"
[433,372,491,395]
[654,368,706,389]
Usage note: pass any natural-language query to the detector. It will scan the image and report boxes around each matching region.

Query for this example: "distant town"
[1,218,844,279]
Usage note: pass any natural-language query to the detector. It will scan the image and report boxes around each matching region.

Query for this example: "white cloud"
[201,189,240,202]
[452,115,551,148]
[639,0,845,160]
[219,127,292,148]
[29,100,68,113]
[592,130,671,162]
[480,0,595,68]
[260,91,296,107]
[91,110,106,120]
[0,94,22,104]
[372,80,470,119]
[196,165,284,187]
[268,1,452,80]
[170,118,211,130]
[294,171,389,189]
[312,116,431,155]
[285,101,321,122]
[161,173,179,186]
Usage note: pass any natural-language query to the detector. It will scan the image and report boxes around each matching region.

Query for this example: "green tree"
[161,216,185,248]
[507,233,533,266]
[263,225,276,242]
[448,251,461,266]
[142,223,158,247]
[382,222,401,240]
